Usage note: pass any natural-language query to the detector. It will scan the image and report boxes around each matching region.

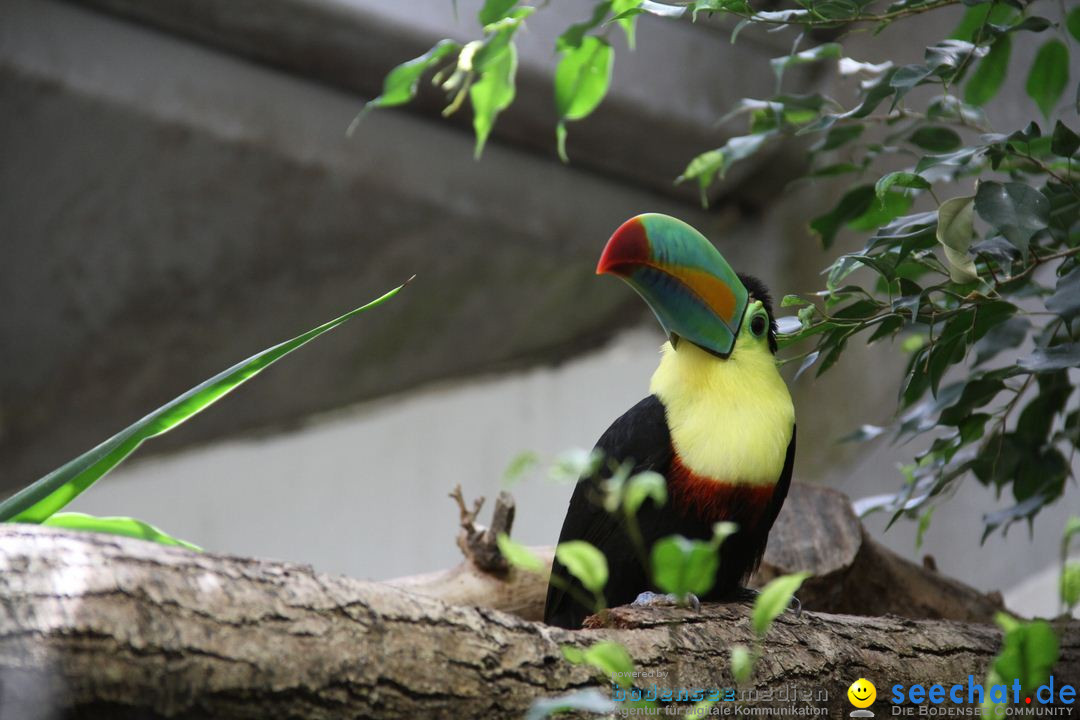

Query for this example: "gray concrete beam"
[58,0,814,202]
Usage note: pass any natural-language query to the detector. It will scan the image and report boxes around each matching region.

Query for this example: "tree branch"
[1,524,1076,720]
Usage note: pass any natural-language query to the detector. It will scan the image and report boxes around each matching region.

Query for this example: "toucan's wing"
[543,395,673,629]
[763,426,795,530]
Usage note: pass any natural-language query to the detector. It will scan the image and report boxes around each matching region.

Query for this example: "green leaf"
[581,641,635,679]
[548,448,604,483]
[364,41,460,112]
[42,512,201,551]
[677,134,770,206]
[876,171,930,199]
[554,36,614,162]
[848,190,912,231]
[810,185,875,248]
[950,3,1015,42]
[479,0,519,26]
[730,645,754,684]
[611,0,644,49]
[503,451,539,485]
[915,506,935,550]
[1061,562,1080,610]
[651,535,720,598]
[974,182,1049,258]
[555,37,613,122]
[1068,7,1080,43]
[991,614,1059,695]
[497,532,544,573]
[813,124,864,152]
[909,127,961,153]
[0,281,410,524]
[1045,266,1080,321]
[1026,40,1069,119]
[936,195,979,283]
[556,540,609,594]
[965,35,1010,106]
[1064,516,1080,553]
[525,689,615,720]
[624,471,667,517]
[557,2,611,51]
[1019,344,1080,372]
[470,42,517,158]
[752,572,811,637]
[770,43,842,83]
[1051,120,1080,158]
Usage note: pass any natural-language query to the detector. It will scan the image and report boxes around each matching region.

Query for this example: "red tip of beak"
[597,216,651,276]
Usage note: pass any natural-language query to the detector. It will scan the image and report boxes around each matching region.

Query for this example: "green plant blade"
[0,280,410,524]
[42,512,202,551]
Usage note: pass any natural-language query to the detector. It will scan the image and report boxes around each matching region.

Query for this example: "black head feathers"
[737,273,778,354]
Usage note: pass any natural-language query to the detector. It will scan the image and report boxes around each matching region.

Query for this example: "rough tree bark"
[1,523,1077,720]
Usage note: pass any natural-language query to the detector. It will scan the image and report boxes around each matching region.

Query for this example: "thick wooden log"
[1,525,1075,720]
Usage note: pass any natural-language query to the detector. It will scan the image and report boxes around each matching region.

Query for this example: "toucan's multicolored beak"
[597,213,749,358]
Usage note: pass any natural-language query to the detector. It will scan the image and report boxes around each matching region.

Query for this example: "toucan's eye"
[750,314,767,337]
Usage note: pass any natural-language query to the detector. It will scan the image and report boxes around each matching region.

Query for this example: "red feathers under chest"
[666,453,775,529]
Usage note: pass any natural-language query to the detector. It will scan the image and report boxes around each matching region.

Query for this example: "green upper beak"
[596,213,749,358]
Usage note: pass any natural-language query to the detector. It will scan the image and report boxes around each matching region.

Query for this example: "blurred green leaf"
[548,448,604,483]
[555,36,614,161]
[811,185,875,248]
[350,41,460,133]
[479,0,519,26]
[557,2,611,51]
[974,182,1049,258]
[526,689,615,720]
[556,540,609,594]
[876,171,930,199]
[1051,121,1080,158]
[1068,7,1080,42]
[1045,267,1080,321]
[503,451,540,485]
[651,535,720,599]
[814,124,864,152]
[471,42,518,157]
[730,645,753,684]
[42,512,201,551]
[1019,344,1080,372]
[937,195,979,283]
[991,613,1059,695]
[910,127,961,153]
[752,572,810,637]
[0,281,410,524]
[624,471,667,517]
[1061,561,1080,610]
[678,134,770,206]
[497,532,545,573]
[770,43,842,83]
[1026,40,1069,119]
[581,641,635,679]
[965,35,1010,107]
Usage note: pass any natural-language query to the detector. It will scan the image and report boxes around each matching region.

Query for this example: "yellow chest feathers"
[649,339,795,486]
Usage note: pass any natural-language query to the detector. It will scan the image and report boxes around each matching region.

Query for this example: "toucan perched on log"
[544,213,796,629]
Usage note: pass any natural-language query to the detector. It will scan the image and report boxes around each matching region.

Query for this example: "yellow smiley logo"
[848,678,876,708]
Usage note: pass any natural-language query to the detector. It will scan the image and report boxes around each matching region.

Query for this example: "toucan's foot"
[632,591,701,611]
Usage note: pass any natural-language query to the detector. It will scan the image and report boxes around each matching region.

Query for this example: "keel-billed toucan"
[544,213,796,629]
